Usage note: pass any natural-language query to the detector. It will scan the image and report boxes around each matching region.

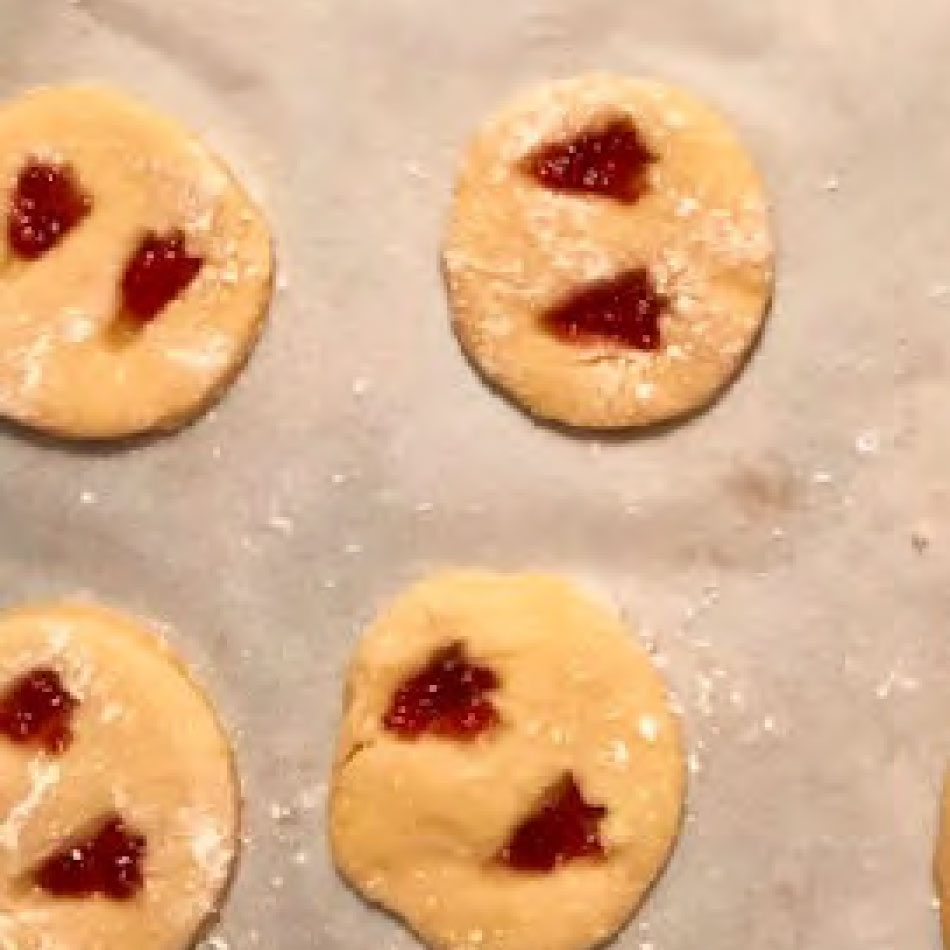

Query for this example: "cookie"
[0,602,239,950]
[444,74,774,429]
[0,84,274,440]
[936,774,950,946]
[329,570,685,950]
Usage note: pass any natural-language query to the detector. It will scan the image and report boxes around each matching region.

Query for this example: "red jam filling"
[120,230,203,321]
[0,667,78,754]
[526,119,656,203]
[543,268,669,350]
[33,813,147,900]
[7,160,91,260]
[383,642,500,740]
[499,773,606,873]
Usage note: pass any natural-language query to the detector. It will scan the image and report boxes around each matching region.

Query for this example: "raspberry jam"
[121,230,203,321]
[34,813,147,900]
[543,268,669,350]
[526,119,656,203]
[7,160,91,259]
[383,642,500,740]
[499,773,606,873]
[0,667,78,754]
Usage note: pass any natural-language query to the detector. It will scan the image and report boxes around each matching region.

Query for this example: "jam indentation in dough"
[121,230,203,321]
[34,812,147,900]
[499,773,606,872]
[543,268,669,351]
[0,667,78,754]
[525,118,656,203]
[7,160,91,260]
[383,641,500,740]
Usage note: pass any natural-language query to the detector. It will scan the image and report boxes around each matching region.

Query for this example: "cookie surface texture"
[444,73,774,429]
[0,602,239,950]
[0,84,273,439]
[329,570,685,950]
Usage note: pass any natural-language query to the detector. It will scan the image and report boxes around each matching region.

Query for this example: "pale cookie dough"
[0,602,239,950]
[0,84,274,440]
[444,73,774,429]
[935,774,950,947]
[330,571,685,950]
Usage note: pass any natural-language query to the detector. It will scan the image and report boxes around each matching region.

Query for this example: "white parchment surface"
[2,1,950,948]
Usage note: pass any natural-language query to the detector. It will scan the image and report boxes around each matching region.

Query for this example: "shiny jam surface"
[543,268,669,350]
[34,813,147,900]
[7,160,91,260]
[121,230,203,321]
[499,773,606,873]
[526,118,656,203]
[383,641,500,740]
[0,667,78,754]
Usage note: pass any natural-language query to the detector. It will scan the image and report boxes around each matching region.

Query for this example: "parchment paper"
[3,1,950,947]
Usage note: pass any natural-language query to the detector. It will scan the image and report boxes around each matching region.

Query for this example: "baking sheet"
[3,1,950,947]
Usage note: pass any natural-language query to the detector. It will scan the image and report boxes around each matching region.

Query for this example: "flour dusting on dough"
[0,759,61,850]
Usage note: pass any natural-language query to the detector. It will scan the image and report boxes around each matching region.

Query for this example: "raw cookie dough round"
[444,73,774,429]
[0,84,274,440]
[935,774,950,947]
[329,571,685,950]
[0,602,239,950]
